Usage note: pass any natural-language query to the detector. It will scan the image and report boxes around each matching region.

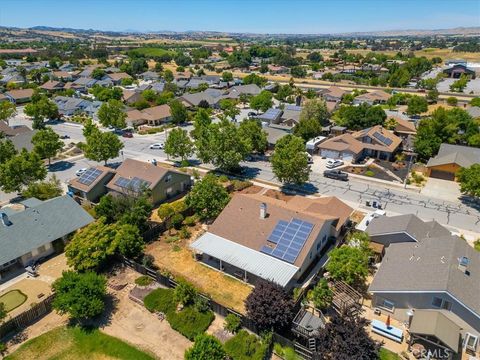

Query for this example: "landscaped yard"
[5,326,156,360]
[379,347,402,360]
[0,290,28,312]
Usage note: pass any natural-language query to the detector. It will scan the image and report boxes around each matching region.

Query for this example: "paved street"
[4,109,480,234]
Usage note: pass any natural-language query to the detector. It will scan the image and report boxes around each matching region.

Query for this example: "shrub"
[179,226,191,239]
[185,334,226,360]
[180,159,190,167]
[166,235,180,243]
[273,343,301,360]
[171,199,188,214]
[174,280,197,306]
[192,169,200,179]
[224,313,242,333]
[474,239,480,252]
[364,170,375,177]
[446,96,458,106]
[0,342,6,355]
[135,275,153,287]
[183,215,197,227]
[231,179,253,191]
[224,330,269,360]
[141,254,155,268]
[157,203,174,219]
[194,296,210,313]
[170,213,184,230]
[143,288,176,314]
[168,307,215,340]
[218,175,229,183]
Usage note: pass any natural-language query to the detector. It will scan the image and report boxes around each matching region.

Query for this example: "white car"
[75,168,88,177]
[149,143,164,150]
[326,159,344,169]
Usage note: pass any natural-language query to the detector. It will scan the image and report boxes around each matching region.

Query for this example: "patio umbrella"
[386,315,391,328]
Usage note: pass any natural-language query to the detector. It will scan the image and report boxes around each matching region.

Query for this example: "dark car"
[60,134,70,139]
[323,169,349,181]
[248,111,257,118]
[122,132,133,138]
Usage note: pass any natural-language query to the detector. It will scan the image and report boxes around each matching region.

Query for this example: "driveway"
[421,177,461,202]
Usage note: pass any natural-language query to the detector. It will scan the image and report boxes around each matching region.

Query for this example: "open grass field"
[5,326,156,360]
[0,290,28,312]
[345,48,480,62]
[379,348,402,360]
[128,47,176,58]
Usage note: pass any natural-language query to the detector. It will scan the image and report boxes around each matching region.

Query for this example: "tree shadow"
[280,182,320,195]
[67,293,118,330]
[459,195,480,211]
[48,161,74,172]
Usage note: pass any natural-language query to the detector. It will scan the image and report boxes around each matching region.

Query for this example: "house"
[426,143,480,181]
[40,80,64,92]
[318,125,402,161]
[389,116,417,138]
[281,104,302,126]
[6,129,37,152]
[5,89,34,104]
[51,70,73,81]
[366,214,451,248]
[268,65,289,74]
[443,64,476,79]
[54,96,102,118]
[353,90,392,105]
[179,89,225,108]
[68,166,116,203]
[72,77,97,91]
[190,193,353,289]
[0,120,31,137]
[105,158,192,204]
[122,89,143,105]
[151,81,166,94]
[264,124,292,147]
[257,108,283,124]
[369,235,480,356]
[226,84,261,99]
[139,71,160,81]
[104,72,132,85]
[126,104,172,127]
[319,86,348,102]
[0,196,94,281]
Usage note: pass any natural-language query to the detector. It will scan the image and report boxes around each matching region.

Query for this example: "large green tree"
[0,149,47,193]
[299,98,329,126]
[0,139,17,164]
[294,118,323,142]
[83,126,124,164]
[21,175,62,200]
[52,271,107,321]
[307,279,333,310]
[169,99,189,124]
[238,118,268,154]
[271,134,310,184]
[24,96,59,129]
[335,103,386,130]
[250,91,273,113]
[406,95,428,116]
[185,174,230,220]
[97,99,126,129]
[185,334,226,360]
[32,127,63,164]
[164,128,194,161]
[114,223,145,259]
[326,246,369,287]
[458,164,480,198]
[0,101,16,125]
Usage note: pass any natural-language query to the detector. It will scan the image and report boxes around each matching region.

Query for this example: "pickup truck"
[323,169,349,181]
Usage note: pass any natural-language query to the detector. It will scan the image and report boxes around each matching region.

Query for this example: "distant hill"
[338,27,480,37]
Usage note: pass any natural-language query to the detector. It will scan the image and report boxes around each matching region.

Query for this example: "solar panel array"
[78,168,103,186]
[261,218,314,264]
[373,131,393,146]
[114,176,151,192]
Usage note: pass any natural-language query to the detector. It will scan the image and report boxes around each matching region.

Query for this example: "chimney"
[458,256,470,274]
[1,212,12,226]
[259,203,267,219]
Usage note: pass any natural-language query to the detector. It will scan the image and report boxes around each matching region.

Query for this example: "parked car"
[60,134,70,139]
[326,159,344,168]
[75,168,88,177]
[149,143,164,150]
[248,111,257,118]
[122,131,133,138]
[323,169,349,181]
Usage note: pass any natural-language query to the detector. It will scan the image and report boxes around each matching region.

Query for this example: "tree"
[97,99,126,129]
[0,139,17,164]
[173,280,197,306]
[32,127,63,164]
[335,103,386,130]
[0,101,16,125]
[83,126,124,165]
[185,174,230,220]
[52,271,107,321]
[470,97,480,107]
[245,280,294,332]
[447,96,458,106]
[458,164,480,198]
[300,98,329,126]
[238,118,268,154]
[114,223,145,259]
[250,91,273,113]
[169,99,188,124]
[91,68,106,80]
[294,118,322,142]
[222,71,233,82]
[307,279,333,310]
[314,312,380,359]
[174,53,192,67]
[21,175,62,200]
[219,99,240,121]
[271,134,310,184]
[164,128,194,161]
[24,96,59,129]
[291,66,307,78]
[450,74,468,92]
[0,149,47,193]
[326,246,369,287]
[426,89,439,103]
[243,73,267,87]
[307,51,323,63]
[407,95,428,116]
[163,69,174,82]
[224,313,241,334]
[185,334,226,360]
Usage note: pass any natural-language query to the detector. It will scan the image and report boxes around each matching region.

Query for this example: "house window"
[380,299,395,312]
[165,175,172,183]
[465,333,478,351]
[432,297,452,311]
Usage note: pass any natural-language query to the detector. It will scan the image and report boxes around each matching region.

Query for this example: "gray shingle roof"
[426,143,480,168]
[0,196,94,265]
[369,235,480,316]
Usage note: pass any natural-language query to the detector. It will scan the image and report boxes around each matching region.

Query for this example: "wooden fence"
[0,294,55,340]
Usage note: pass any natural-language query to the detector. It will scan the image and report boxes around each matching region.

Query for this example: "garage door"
[430,169,455,181]
[342,152,354,162]
[321,149,339,159]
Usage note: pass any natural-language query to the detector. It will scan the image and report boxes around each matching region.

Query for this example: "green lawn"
[128,47,175,58]
[5,326,156,360]
[379,348,401,360]
[0,290,27,312]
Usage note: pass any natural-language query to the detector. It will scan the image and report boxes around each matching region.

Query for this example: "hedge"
[143,288,176,314]
[224,330,269,360]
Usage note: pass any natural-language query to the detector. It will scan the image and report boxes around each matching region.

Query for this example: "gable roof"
[105,72,132,81]
[352,125,402,152]
[322,86,347,99]
[0,121,31,137]
[6,88,34,100]
[40,80,64,91]
[0,196,94,265]
[366,214,451,241]
[355,90,391,102]
[369,235,480,317]
[68,165,116,192]
[426,143,480,168]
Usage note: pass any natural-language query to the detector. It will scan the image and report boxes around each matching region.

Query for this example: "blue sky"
[0,0,478,34]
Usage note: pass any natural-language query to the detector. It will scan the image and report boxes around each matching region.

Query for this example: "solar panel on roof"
[373,131,393,146]
[78,168,103,186]
[115,177,131,188]
[261,218,314,264]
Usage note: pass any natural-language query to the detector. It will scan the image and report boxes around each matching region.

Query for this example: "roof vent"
[260,202,267,219]
[458,256,470,274]
[0,212,12,226]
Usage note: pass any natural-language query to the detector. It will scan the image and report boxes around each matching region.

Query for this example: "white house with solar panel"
[190,192,353,289]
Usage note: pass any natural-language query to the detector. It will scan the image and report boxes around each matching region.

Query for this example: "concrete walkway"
[421,177,461,202]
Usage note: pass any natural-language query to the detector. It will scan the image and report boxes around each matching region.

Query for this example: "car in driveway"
[60,134,70,139]
[149,143,164,150]
[326,159,344,169]
[122,131,133,138]
[323,169,349,181]
[75,168,88,177]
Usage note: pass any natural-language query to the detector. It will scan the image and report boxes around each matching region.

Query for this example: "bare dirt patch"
[263,189,294,202]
